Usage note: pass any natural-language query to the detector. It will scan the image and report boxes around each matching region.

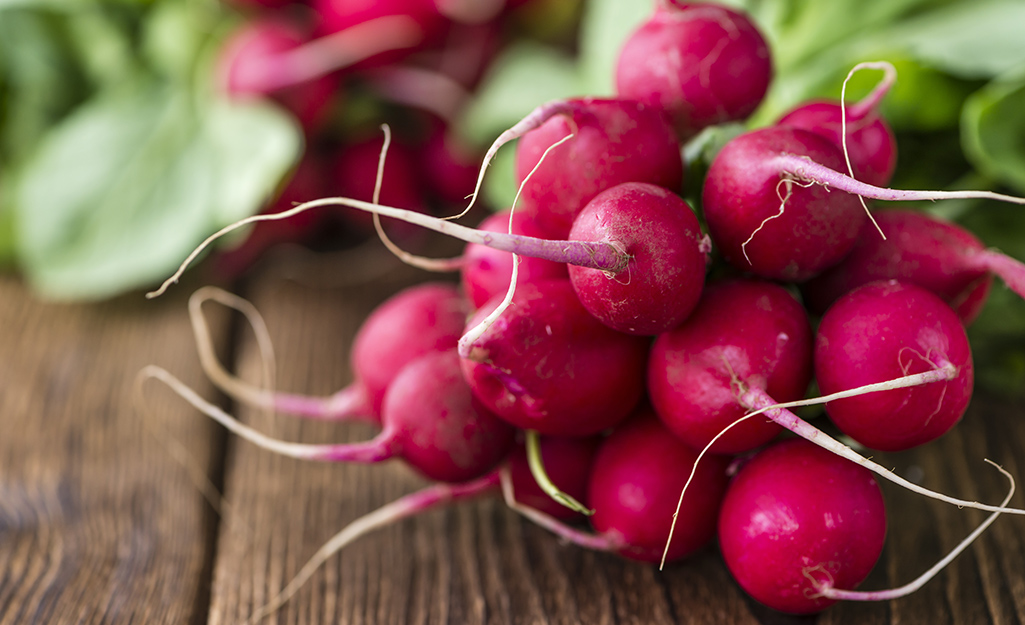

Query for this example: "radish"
[717,438,887,614]
[188,282,468,425]
[469,97,684,239]
[587,411,730,564]
[459,279,649,437]
[803,209,1025,324]
[460,209,567,309]
[815,280,974,451]
[702,125,1025,282]
[647,278,812,455]
[615,1,772,139]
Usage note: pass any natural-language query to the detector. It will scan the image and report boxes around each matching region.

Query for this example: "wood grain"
[0,274,227,624]
[2,265,1025,624]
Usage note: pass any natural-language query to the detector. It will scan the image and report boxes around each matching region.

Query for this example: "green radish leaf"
[14,80,300,300]
[962,73,1025,194]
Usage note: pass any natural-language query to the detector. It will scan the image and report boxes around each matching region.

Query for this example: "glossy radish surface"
[702,125,867,282]
[615,1,772,138]
[513,97,684,238]
[718,438,887,614]
[460,279,649,436]
[647,278,812,454]
[567,182,707,335]
[815,280,974,451]
[588,410,730,564]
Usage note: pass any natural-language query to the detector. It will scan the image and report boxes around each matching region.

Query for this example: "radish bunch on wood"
[146,0,1025,620]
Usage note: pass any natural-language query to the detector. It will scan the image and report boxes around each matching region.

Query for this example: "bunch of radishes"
[149,0,1025,618]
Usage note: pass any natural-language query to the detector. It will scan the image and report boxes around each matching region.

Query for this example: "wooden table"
[3,256,1024,625]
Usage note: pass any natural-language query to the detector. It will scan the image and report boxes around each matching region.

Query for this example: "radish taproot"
[647,278,813,454]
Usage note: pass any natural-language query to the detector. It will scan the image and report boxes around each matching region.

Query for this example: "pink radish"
[647,278,812,454]
[717,438,887,614]
[815,279,974,451]
[803,209,1025,324]
[615,1,772,139]
[702,125,1025,282]
[508,97,684,238]
[460,279,649,436]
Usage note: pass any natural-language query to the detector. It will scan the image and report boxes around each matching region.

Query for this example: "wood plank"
[0,274,228,625]
[207,270,1025,625]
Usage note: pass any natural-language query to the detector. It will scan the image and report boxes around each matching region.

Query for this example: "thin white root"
[243,497,423,624]
[189,287,277,412]
[371,125,465,273]
[131,369,253,537]
[813,460,1015,601]
[840,60,896,241]
[138,366,336,461]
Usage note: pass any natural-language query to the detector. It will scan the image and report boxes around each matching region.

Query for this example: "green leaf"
[576,0,651,95]
[205,98,303,224]
[885,0,1025,79]
[14,81,300,300]
[962,73,1025,193]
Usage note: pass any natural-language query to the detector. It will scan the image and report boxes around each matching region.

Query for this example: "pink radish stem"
[775,154,1025,206]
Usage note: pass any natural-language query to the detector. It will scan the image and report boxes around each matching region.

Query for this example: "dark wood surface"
[2,261,1025,625]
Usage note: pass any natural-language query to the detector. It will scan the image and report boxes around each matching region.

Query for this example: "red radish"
[461,209,568,309]
[217,16,341,131]
[615,1,772,139]
[587,411,730,563]
[815,280,974,451]
[702,125,1025,282]
[802,209,1025,324]
[718,438,887,614]
[566,182,707,335]
[188,283,468,425]
[459,279,649,437]
[702,125,868,282]
[647,278,812,454]
[310,0,448,67]
[507,97,684,238]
